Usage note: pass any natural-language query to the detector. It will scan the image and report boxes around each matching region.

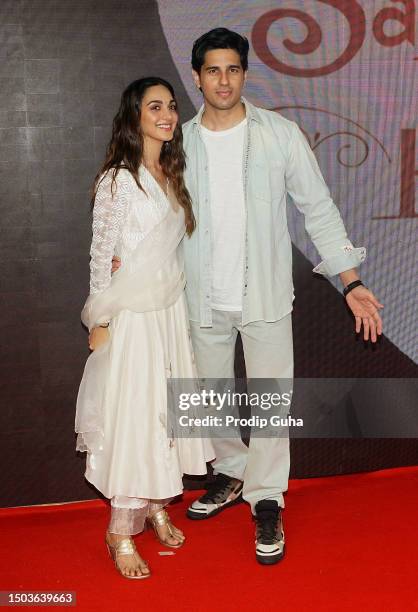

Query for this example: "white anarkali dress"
[75,166,211,506]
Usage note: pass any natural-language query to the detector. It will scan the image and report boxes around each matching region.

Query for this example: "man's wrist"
[343,280,364,297]
[339,268,359,288]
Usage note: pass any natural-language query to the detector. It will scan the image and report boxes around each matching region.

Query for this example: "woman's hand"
[345,286,383,342]
[112,256,121,274]
[89,326,110,351]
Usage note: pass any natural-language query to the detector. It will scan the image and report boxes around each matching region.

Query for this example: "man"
[181,28,382,565]
[114,28,383,565]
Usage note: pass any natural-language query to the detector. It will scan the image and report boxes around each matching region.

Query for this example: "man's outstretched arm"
[339,269,383,343]
[285,122,383,343]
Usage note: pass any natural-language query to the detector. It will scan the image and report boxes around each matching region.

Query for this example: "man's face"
[192,48,247,111]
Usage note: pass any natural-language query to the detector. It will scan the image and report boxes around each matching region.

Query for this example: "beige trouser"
[108,496,173,535]
[189,310,293,512]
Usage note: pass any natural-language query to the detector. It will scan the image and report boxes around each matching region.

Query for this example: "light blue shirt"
[182,98,365,327]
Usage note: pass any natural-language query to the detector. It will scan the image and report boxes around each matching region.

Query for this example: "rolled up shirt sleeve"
[285,122,366,276]
[312,244,366,276]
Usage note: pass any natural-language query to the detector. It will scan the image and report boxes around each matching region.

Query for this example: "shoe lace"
[256,512,279,542]
[200,475,236,504]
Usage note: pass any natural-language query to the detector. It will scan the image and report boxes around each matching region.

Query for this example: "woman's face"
[140,85,178,143]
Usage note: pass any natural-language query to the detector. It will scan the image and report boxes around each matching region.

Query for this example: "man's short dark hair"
[191,28,249,73]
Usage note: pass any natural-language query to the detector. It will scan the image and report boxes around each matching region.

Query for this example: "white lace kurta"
[90,168,169,295]
[77,166,211,503]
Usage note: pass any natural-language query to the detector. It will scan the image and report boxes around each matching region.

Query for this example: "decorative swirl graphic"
[276,105,392,168]
[311,131,369,168]
[373,0,415,47]
[252,0,366,77]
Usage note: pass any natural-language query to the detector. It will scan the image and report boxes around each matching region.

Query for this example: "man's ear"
[192,69,201,90]
[243,70,248,84]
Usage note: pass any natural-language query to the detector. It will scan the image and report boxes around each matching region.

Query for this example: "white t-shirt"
[201,118,246,311]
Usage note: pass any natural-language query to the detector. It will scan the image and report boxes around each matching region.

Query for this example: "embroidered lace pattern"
[89,167,170,295]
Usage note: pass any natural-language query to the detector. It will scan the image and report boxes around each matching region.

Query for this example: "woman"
[75,77,211,579]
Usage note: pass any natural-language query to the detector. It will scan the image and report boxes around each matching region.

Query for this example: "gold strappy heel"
[105,534,150,579]
[148,509,185,549]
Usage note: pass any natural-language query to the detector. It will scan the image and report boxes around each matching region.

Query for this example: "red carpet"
[1,467,418,611]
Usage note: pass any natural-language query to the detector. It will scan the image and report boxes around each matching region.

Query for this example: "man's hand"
[112,256,121,274]
[89,326,110,350]
[345,286,383,343]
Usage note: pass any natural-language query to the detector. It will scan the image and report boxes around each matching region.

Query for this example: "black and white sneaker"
[186,473,243,520]
[254,499,285,565]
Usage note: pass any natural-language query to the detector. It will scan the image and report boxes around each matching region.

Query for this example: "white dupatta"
[75,194,186,454]
[81,202,186,331]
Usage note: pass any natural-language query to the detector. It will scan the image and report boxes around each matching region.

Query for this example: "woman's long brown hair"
[92,77,195,235]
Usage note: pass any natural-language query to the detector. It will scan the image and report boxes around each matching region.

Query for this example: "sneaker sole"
[256,545,285,565]
[186,493,243,520]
